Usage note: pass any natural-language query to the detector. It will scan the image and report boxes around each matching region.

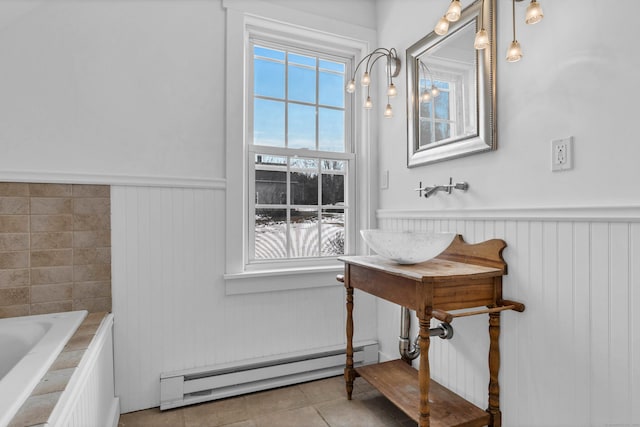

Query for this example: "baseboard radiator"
[160,340,378,410]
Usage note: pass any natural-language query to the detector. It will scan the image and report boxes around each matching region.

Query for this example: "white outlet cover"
[551,137,573,172]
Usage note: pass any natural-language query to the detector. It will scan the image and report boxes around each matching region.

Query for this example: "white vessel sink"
[360,230,456,265]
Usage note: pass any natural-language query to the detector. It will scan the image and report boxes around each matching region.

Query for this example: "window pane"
[289,208,319,257]
[321,209,344,256]
[319,60,344,73]
[289,53,315,67]
[321,160,345,171]
[254,58,284,99]
[318,108,344,152]
[319,71,344,108]
[434,92,450,120]
[435,122,451,141]
[255,169,286,205]
[255,208,287,259]
[322,173,344,205]
[254,98,284,147]
[288,64,316,104]
[420,118,433,147]
[420,100,432,118]
[254,46,285,61]
[288,104,316,149]
[290,158,318,205]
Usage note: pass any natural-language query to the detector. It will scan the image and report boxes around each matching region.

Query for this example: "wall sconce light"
[434,0,544,62]
[418,60,440,103]
[346,48,401,118]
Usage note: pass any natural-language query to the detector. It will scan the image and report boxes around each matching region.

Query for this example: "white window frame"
[223,1,377,294]
[246,38,355,270]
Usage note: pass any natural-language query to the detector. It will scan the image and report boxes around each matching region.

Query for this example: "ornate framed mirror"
[406,0,496,167]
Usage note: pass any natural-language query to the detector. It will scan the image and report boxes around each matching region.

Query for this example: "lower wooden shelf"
[355,360,490,427]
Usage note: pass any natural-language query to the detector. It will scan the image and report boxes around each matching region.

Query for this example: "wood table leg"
[344,283,355,400]
[418,316,432,427]
[487,311,502,426]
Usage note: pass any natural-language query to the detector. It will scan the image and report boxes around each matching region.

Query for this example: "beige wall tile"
[73,230,110,248]
[0,215,29,232]
[73,213,110,231]
[0,304,30,318]
[73,248,110,265]
[72,185,110,198]
[7,391,62,427]
[0,233,29,251]
[30,300,73,315]
[0,197,29,214]
[30,249,73,267]
[31,232,72,250]
[73,297,111,313]
[50,350,85,370]
[0,251,29,269]
[73,281,111,299]
[30,198,72,215]
[31,215,73,232]
[0,183,111,316]
[73,264,111,282]
[0,183,29,196]
[31,368,75,396]
[0,268,30,287]
[73,198,110,215]
[28,184,72,198]
[31,283,73,303]
[62,333,95,351]
[0,287,30,306]
[31,266,73,284]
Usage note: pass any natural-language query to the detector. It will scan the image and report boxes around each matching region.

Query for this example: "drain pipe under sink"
[399,306,454,361]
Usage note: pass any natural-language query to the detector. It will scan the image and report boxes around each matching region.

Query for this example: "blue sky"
[253,45,346,153]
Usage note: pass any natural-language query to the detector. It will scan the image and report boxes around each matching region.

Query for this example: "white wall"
[374,1,640,426]
[0,0,224,180]
[376,0,640,210]
[0,0,378,413]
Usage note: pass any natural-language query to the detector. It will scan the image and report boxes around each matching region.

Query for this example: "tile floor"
[118,375,418,427]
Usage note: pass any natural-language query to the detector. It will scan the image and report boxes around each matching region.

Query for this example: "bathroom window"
[224,2,374,290]
[248,42,354,265]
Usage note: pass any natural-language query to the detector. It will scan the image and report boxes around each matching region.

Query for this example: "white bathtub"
[0,310,87,427]
[0,310,119,427]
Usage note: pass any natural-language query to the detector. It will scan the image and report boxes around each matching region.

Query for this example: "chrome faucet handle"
[454,181,469,191]
[415,181,424,198]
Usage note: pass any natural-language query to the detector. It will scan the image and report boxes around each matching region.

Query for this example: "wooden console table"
[339,235,525,427]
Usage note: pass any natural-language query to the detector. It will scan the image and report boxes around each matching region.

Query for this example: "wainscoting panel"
[111,186,376,413]
[378,209,639,427]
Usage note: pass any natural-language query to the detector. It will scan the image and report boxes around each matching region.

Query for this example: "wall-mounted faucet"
[415,177,469,198]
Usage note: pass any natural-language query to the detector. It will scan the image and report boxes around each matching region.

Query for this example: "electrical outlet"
[551,137,573,171]
[381,170,389,189]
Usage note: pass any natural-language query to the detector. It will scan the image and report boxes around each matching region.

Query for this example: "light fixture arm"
[349,48,401,82]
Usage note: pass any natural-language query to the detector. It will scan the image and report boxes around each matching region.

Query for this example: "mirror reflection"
[406,0,496,167]
[417,20,476,148]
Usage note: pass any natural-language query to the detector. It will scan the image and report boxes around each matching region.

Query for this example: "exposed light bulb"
[434,16,450,36]
[430,85,440,97]
[364,96,373,109]
[474,29,489,50]
[525,0,544,25]
[346,79,356,93]
[384,103,393,118]
[387,83,397,97]
[421,90,432,102]
[445,0,462,22]
[361,71,371,86]
[506,40,523,62]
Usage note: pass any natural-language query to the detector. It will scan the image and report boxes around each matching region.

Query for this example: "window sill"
[224,264,345,295]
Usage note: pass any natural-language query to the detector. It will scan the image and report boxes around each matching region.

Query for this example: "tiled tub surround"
[0,182,111,318]
[7,311,118,427]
